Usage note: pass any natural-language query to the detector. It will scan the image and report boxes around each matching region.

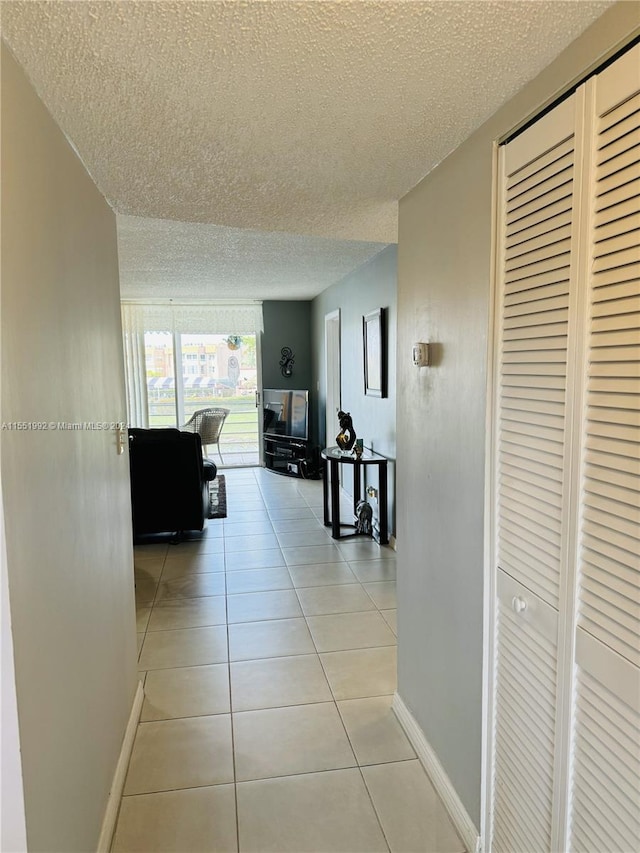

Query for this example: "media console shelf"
[263,388,316,479]
[263,434,309,478]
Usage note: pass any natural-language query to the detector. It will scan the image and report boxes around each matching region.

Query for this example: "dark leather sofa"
[128,428,217,537]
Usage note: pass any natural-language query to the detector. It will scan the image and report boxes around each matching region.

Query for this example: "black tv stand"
[264,434,313,478]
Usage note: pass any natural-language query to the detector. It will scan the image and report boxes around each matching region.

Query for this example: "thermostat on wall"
[412,342,430,367]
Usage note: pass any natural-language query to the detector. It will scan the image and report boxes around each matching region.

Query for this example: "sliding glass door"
[144,331,260,467]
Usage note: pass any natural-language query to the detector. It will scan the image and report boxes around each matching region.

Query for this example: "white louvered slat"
[597,90,640,138]
[506,223,573,261]
[502,318,569,341]
[500,475,563,512]
[593,262,640,289]
[501,480,560,523]
[586,389,640,412]
[596,127,640,165]
[507,134,574,186]
[596,207,640,241]
[505,295,571,321]
[583,485,640,523]
[595,143,640,181]
[582,546,640,594]
[587,403,640,426]
[593,245,640,273]
[585,431,640,462]
[587,416,640,446]
[593,280,640,302]
[507,196,574,241]
[502,413,566,445]
[505,269,572,299]
[508,170,573,216]
[506,208,573,252]
[594,182,640,220]
[594,228,640,258]
[581,558,640,610]
[595,166,640,206]
[500,460,562,507]
[502,411,565,438]
[598,116,640,158]
[508,140,574,191]
[505,282,571,309]
[584,500,640,538]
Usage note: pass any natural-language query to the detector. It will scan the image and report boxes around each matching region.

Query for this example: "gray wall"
[262,301,313,393]
[311,245,397,533]
[396,2,640,830]
[1,45,138,851]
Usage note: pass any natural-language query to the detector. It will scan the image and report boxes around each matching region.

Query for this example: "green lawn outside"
[148,395,258,446]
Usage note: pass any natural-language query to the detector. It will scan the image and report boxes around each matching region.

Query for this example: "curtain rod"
[121,299,263,306]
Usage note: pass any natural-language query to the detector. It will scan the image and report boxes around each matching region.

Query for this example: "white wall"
[1,44,138,851]
[396,2,640,829]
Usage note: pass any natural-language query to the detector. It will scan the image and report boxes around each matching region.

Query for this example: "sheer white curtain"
[121,303,148,428]
[120,300,264,427]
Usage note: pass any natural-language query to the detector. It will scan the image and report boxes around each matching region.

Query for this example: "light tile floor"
[115,467,465,853]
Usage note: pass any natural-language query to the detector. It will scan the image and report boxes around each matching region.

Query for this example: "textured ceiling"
[117,215,387,299]
[2,1,612,298]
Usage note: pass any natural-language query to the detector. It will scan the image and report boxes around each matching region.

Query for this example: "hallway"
[119,467,465,852]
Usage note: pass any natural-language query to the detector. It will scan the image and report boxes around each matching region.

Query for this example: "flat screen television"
[263,389,309,441]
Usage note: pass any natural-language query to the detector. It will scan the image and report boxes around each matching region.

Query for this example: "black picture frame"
[363,308,386,398]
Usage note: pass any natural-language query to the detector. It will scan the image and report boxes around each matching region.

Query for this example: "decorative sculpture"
[227,355,240,384]
[279,347,295,377]
[225,335,242,350]
[355,500,373,535]
[336,410,356,452]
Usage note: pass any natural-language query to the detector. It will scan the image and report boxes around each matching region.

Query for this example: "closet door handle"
[512,596,527,614]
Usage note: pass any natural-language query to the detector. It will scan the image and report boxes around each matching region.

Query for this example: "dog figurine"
[354,500,373,535]
[336,410,356,451]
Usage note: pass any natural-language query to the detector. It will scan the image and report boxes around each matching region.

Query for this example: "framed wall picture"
[363,307,386,397]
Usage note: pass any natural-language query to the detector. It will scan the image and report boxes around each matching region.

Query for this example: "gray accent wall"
[262,301,313,394]
[311,245,397,534]
[396,3,639,830]
[1,45,138,851]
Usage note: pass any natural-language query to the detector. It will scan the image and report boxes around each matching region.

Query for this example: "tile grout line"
[135,544,169,670]
[226,554,239,852]
[285,516,394,853]
[300,485,395,853]
[226,465,258,853]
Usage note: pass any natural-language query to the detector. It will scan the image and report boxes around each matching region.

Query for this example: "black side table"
[321,446,389,544]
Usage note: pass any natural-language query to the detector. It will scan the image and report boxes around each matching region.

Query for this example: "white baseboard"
[392,693,481,853]
[389,534,397,551]
[97,680,144,853]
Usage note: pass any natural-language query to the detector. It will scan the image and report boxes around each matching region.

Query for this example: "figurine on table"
[336,410,356,452]
[355,500,373,535]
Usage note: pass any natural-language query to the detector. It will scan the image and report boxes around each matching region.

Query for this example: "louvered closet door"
[493,95,579,853]
[568,44,640,853]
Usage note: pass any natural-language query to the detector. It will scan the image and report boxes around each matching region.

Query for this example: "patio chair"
[182,407,230,464]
